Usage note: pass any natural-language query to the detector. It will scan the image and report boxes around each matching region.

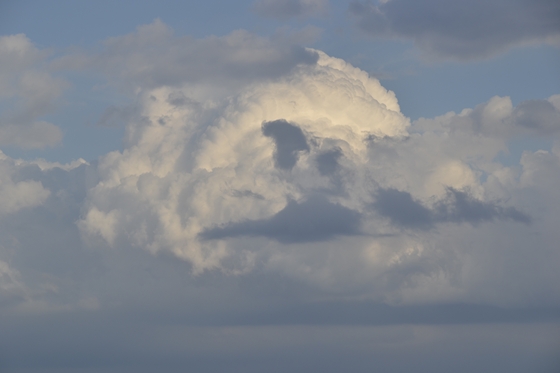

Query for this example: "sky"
[0,0,559,372]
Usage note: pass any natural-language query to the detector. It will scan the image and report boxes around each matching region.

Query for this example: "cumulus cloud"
[1,21,560,373]
[77,48,408,274]
[349,0,560,60]
[253,0,329,19]
[0,34,65,148]
[1,23,560,318]
[59,24,557,308]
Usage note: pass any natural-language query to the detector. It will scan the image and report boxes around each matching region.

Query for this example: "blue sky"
[1,1,559,372]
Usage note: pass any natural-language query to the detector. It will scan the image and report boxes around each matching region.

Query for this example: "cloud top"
[0,24,558,318]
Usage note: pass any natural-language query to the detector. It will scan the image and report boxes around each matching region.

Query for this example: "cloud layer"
[349,0,560,60]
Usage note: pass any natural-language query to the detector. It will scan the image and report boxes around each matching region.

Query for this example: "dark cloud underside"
[316,148,342,176]
[262,119,310,170]
[513,99,560,134]
[374,187,530,229]
[434,188,532,225]
[374,188,434,229]
[201,195,361,243]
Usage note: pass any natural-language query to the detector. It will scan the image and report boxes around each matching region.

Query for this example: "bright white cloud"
[78,50,408,274]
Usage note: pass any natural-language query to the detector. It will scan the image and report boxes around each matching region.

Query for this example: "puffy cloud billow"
[78,48,408,275]
[27,22,549,309]
[1,20,559,323]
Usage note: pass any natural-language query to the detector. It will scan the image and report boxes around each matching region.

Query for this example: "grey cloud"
[349,0,560,60]
[262,119,310,170]
[374,188,434,229]
[57,20,319,91]
[512,99,560,134]
[253,0,328,19]
[166,92,201,108]
[374,187,530,229]
[0,161,101,315]
[316,148,342,176]
[434,188,532,225]
[95,105,138,127]
[430,95,560,140]
[231,189,266,200]
[201,195,361,243]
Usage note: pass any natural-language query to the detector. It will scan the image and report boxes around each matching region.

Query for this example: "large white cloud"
[1,22,559,313]
[69,30,560,307]
[78,49,408,273]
